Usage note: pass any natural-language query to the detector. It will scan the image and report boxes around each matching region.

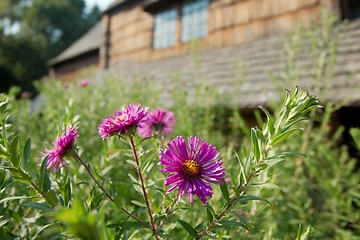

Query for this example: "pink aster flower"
[43,126,79,173]
[138,108,176,138]
[159,136,226,205]
[78,78,90,87]
[98,104,148,140]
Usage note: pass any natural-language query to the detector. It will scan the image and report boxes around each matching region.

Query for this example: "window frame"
[181,0,210,43]
[150,0,210,50]
[153,6,178,49]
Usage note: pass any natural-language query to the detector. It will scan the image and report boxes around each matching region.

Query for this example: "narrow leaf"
[22,138,31,172]
[9,136,20,167]
[4,167,32,184]
[296,225,312,240]
[64,177,72,207]
[45,190,58,208]
[251,128,260,161]
[249,183,280,190]
[238,195,271,205]
[24,202,54,212]
[270,128,302,146]
[40,156,51,192]
[219,179,230,202]
[218,220,248,229]
[178,219,198,238]
[265,151,305,160]
[130,200,146,208]
[0,195,36,204]
[205,204,215,224]
[230,211,250,230]
[234,151,247,185]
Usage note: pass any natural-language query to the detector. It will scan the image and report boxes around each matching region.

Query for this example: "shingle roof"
[103,0,130,13]
[48,22,102,66]
[96,18,360,108]
[103,0,161,13]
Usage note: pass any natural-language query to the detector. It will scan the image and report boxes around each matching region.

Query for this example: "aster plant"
[43,126,79,173]
[0,86,321,239]
[138,108,176,139]
[159,136,225,205]
[98,103,148,139]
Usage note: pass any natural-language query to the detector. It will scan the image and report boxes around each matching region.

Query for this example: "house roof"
[103,0,132,13]
[96,18,360,108]
[103,0,162,13]
[48,22,102,66]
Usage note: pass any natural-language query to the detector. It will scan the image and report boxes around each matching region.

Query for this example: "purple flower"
[43,126,79,173]
[98,104,148,140]
[138,108,176,138]
[160,136,226,204]
[78,78,90,87]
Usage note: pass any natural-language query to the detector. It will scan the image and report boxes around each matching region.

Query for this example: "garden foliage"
[0,9,359,240]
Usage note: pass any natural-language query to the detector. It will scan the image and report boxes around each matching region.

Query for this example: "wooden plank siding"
[49,50,99,84]
[101,0,340,67]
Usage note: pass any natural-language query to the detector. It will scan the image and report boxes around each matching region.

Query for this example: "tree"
[0,0,101,94]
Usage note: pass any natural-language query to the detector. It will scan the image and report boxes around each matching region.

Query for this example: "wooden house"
[47,22,102,84]
[47,0,360,109]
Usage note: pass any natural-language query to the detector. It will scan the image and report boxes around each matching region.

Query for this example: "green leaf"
[0,147,9,160]
[9,136,20,167]
[0,228,6,239]
[253,163,268,173]
[40,156,51,193]
[205,204,214,223]
[265,158,286,167]
[178,219,198,238]
[54,197,101,240]
[234,151,247,186]
[230,211,250,230]
[0,169,5,186]
[249,183,280,190]
[24,202,54,212]
[265,151,305,160]
[64,177,72,207]
[0,195,36,204]
[270,128,303,146]
[238,195,271,205]
[259,106,271,124]
[251,128,261,161]
[219,179,230,202]
[130,200,146,208]
[296,225,312,240]
[218,220,248,229]
[46,190,58,208]
[22,138,31,172]
[4,167,32,184]
[154,187,172,201]
[48,233,67,240]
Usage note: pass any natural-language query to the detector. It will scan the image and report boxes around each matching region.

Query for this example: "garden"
[0,9,360,240]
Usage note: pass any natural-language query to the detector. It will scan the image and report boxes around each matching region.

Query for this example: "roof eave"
[47,46,99,67]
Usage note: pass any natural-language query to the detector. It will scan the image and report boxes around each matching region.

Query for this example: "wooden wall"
[102,0,340,67]
[50,50,99,84]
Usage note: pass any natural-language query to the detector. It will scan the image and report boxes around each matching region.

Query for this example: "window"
[181,0,209,42]
[341,0,360,20]
[150,0,210,49]
[153,7,178,49]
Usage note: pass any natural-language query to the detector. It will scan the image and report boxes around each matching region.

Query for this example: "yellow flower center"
[183,160,200,178]
[115,115,126,123]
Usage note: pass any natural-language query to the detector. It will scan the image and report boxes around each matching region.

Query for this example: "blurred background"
[0,0,111,95]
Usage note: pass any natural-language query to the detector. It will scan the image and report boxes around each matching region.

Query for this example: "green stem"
[128,136,158,238]
[30,179,46,198]
[157,195,178,233]
[71,151,149,228]
[196,172,255,239]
